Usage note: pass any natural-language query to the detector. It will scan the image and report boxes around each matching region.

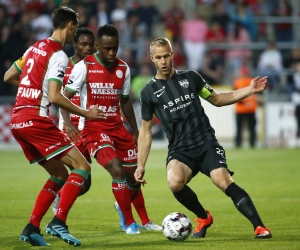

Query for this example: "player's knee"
[105,158,125,179]
[167,178,185,193]
[77,161,91,172]
[210,168,233,192]
[79,173,92,196]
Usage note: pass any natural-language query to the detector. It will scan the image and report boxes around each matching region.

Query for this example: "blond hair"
[150,37,172,54]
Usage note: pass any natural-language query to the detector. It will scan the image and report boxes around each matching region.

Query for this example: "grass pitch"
[0,148,299,250]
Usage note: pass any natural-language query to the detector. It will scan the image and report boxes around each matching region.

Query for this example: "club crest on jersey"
[179,79,189,88]
[38,42,46,48]
[116,70,123,78]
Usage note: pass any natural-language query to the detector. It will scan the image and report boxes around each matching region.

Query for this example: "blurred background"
[0,0,300,149]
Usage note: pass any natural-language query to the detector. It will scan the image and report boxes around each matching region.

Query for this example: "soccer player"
[135,37,272,239]
[4,6,105,247]
[52,27,96,214]
[61,24,162,234]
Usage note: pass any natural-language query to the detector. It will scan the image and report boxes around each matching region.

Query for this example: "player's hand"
[66,124,82,143]
[85,106,106,120]
[250,76,268,94]
[134,166,147,186]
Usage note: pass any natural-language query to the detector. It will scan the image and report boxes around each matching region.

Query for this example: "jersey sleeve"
[120,65,131,97]
[13,48,30,73]
[48,51,68,84]
[140,86,154,121]
[191,70,214,99]
[65,60,87,93]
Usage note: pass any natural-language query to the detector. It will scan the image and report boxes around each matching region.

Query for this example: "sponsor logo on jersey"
[45,142,62,152]
[124,149,137,161]
[153,86,165,97]
[29,46,47,56]
[17,87,41,99]
[89,70,104,73]
[89,82,120,95]
[10,120,33,129]
[99,133,112,142]
[163,93,195,113]
[91,104,118,115]
[116,70,123,78]
[57,69,65,78]
[178,79,189,88]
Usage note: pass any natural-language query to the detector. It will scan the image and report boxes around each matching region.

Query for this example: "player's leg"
[45,146,91,246]
[206,144,272,239]
[167,156,213,238]
[52,141,92,214]
[95,147,138,234]
[11,121,69,246]
[116,129,162,231]
[76,139,93,195]
[29,159,68,227]
[124,167,162,230]
[20,159,68,246]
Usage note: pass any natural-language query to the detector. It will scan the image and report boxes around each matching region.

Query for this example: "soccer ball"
[162,212,192,241]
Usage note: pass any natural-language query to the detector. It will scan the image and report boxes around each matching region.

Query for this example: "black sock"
[51,216,66,226]
[225,182,265,229]
[173,185,207,218]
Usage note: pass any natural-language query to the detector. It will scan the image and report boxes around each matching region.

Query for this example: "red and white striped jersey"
[66,53,130,130]
[13,38,68,118]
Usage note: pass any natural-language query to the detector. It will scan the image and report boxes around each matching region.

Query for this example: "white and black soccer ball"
[162,212,192,241]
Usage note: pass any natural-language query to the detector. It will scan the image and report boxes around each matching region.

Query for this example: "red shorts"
[62,131,91,164]
[82,126,137,168]
[11,115,74,164]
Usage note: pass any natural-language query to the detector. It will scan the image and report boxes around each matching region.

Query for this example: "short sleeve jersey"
[140,70,216,154]
[58,57,81,130]
[66,53,130,130]
[13,38,68,117]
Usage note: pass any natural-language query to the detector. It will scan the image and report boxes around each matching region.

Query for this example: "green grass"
[0,148,299,250]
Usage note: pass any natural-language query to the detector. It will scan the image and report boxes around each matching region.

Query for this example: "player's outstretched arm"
[135,119,153,186]
[4,64,20,86]
[205,76,268,107]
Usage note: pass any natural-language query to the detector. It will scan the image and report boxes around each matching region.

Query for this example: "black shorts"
[166,140,234,178]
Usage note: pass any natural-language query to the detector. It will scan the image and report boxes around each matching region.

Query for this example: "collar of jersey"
[69,57,75,66]
[48,37,62,46]
[94,52,114,68]
[153,69,177,81]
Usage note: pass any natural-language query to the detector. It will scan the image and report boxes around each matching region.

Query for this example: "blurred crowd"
[0,0,299,103]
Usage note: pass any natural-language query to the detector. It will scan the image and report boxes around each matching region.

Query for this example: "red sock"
[30,178,64,228]
[55,171,87,223]
[112,179,135,226]
[57,189,62,198]
[130,188,150,225]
